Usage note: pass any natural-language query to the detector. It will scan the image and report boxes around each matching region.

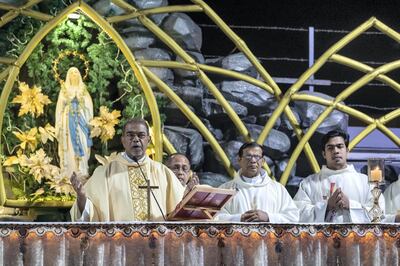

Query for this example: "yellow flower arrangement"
[13,128,39,151]
[11,82,51,117]
[38,123,56,144]
[18,148,60,183]
[47,174,75,195]
[11,124,55,153]
[3,150,24,173]
[3,154,20,167]
[2,147,75,201]
[90,106,121,143]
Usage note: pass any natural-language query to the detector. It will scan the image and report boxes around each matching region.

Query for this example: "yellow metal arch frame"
[0,0,318,190]
[257,17,400,186]
[0,2,161,207]
[110,0,321,176]
[0,1,399,208]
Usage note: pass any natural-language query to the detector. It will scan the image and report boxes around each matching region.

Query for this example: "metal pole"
[309,26,315,92]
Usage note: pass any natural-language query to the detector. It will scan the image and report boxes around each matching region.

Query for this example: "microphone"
[132,155,166,221]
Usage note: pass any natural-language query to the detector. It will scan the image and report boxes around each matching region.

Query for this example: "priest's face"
[121,122,150,160]
[167,154,191,186]
[238,146,265,177]
[322,136,349,170]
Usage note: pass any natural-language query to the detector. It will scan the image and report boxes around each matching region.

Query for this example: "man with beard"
[70,118,185,221]
[215,142,299,222]
[294,130,384,222]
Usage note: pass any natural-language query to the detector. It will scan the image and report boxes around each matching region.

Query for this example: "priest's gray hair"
[165,153,191,165]
[122,118,150,135]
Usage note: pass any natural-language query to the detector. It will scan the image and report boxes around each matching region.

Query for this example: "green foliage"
[0,17,44,157]
[0,16,42,58]
[0,14,168,202]
[37,0,68,16]
[119,94,148,132]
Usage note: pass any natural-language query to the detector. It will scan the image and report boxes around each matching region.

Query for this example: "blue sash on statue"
[68,97,93,157]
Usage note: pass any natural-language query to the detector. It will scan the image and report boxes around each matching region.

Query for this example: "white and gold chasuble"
[70,154,184,222]
[128,166,149,221]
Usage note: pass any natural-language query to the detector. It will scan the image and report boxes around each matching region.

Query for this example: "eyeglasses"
[242,154,263,161]
[124,132,148,140]
[171,165,191,173]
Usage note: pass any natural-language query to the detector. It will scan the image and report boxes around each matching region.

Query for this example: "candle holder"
[367,158,385,223]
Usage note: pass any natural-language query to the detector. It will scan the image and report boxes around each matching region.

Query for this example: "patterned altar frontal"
[0,222,399,265]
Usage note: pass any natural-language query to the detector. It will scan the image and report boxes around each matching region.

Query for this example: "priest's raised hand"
[70,172,87,214]
[69,118,185,222]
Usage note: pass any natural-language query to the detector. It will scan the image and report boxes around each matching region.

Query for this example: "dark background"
[170,0,400,127]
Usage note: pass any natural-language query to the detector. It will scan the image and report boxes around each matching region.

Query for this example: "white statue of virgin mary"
[55,67,93,178]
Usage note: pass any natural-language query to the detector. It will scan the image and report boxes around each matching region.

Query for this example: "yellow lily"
[48,174,75,195]
[90,106,121,143]
[11,82,51,117]
[19,148,60,183]
[2,150,23,171]
[38,123,56,144]
[3,156,19,166]
[13,128,38,151]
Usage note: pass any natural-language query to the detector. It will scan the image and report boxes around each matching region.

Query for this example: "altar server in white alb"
[383,174,400,222]
[294,130,384,223]
[215,142,299,222]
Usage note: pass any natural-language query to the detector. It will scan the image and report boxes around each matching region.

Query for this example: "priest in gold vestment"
[70,118,185,221]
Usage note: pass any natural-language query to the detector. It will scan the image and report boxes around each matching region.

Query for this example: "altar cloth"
[0,222,399,265]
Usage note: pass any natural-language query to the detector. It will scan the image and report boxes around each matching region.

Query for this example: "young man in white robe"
[215,142,299,222]
[294,130,384,223]
[70,118,185,222]
[383,175,400,222]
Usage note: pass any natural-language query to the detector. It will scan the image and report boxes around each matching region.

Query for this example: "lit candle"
[370,167,382,182]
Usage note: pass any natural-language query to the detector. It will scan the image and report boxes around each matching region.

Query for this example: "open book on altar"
[167,185,236,220]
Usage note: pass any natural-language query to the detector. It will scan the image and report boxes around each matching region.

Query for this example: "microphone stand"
[133,157,166,221]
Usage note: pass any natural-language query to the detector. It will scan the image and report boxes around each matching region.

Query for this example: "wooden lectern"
[167,185,236,220]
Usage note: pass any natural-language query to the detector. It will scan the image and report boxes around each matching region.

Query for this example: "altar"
[0,222,399,265]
